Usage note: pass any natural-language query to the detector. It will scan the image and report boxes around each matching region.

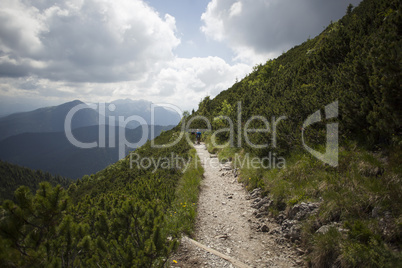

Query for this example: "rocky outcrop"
[247,188,322,243]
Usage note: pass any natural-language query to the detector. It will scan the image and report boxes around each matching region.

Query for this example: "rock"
[275,237,286,244]
[252,198,261,206]
[358,162,384,177]
[288,225,301,242]
[258,202,272,213]
[372,206,380,218]
[276,213,287,224]
[251,197,271,209]
[261,224,270,232]
[282,220,301,241]
[249,188,262,199]
[250,187,261,194]
[255,211,269,218]
[288,202,320,221]
[269,227,281,235]
[295,248,304,255]
[218,234,228,239]
[316,223,347,235]
[316,225,331,235]
[233,168,238,177]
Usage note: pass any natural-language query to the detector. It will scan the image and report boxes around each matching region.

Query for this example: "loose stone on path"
[171,143,303,267]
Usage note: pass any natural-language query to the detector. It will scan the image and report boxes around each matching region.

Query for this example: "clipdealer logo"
[63,100,339,169]
[302,101,338,167]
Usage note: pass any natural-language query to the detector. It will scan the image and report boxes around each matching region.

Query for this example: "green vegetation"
[194,0,401,154]
[250,146,400,267]
[0,0,400,266]
[0,131,203,267]
[194,0,401,266]
[0,161,72,203]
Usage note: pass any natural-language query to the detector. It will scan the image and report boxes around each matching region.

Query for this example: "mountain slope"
[195,0,400,152]
[0,98,181,141]
[0,127,203,267]
[0,124,174,179]
[0,0,400,267]
[188,0,401,266]
[105,99,181,128]
[0,161,72,203]
[0,100,99,141]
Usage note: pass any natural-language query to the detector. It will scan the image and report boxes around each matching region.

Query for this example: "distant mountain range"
[0,98,181,141]
[0,100,99,141]
[0,124,173,179]
[101,98,181,129]
[0,99,181,178]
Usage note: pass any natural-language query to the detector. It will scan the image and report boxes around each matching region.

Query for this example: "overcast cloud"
[0,0,180,82]
[0,0,362,114]
[201,0,363,64]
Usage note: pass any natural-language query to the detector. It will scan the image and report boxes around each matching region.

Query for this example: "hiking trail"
[171,143,304,267]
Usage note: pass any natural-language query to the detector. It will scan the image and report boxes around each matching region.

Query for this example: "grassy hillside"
[190,0,401,266]
[195,0,400,153]
[0,0,400,267]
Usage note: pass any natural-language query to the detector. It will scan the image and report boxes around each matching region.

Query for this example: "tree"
[0,183,69,266]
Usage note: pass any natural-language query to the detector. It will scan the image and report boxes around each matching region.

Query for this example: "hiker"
[196,129,201,144]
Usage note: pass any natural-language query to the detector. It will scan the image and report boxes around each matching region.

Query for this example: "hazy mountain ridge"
[0,98,181,178]
[0,100,99,141]
[0,98,181,141]
[103,98,181,128]
[0,124,174,179]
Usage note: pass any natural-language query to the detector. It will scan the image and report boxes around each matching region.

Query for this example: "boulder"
[287,202,319,221]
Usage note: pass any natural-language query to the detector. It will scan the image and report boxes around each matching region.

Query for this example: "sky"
[0,0,362,115]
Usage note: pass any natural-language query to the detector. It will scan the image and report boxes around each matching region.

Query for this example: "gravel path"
[171,143,303,267]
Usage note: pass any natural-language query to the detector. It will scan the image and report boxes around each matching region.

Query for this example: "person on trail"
[196,129,201,144]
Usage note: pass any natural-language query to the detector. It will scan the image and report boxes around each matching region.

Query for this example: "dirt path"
[171,143,303,268]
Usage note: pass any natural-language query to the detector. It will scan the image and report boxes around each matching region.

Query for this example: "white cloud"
[0,0,367,116]
[0,0,255,113]
[0,0,181,82]
[152,57,250,99]
[201,0,363,65]
[229,1,242,17]
[0,0,45,56]
[200,0,225,42]
[0,56,251,112]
